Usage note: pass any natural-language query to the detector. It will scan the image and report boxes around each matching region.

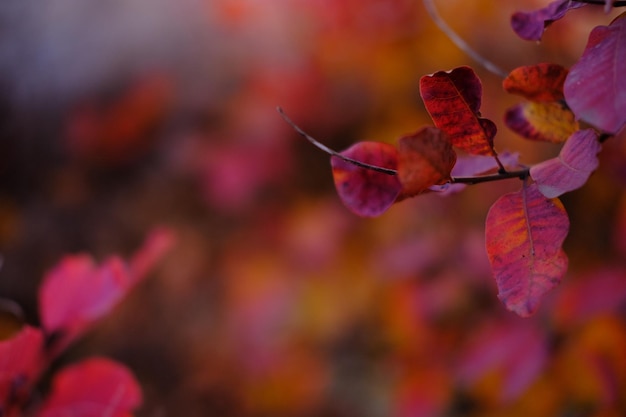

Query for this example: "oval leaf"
[397,127,456,197]
[503,63,568,102]
[530,129,601,198]
[564,14,626,133]
[511,0,586,41]
[330,142,402,217]
[485,184,569,317]
[420,66,497,156]
[37,357,142,417]
[504,102,579,143]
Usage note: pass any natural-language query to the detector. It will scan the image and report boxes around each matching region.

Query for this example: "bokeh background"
[1,1,626,416]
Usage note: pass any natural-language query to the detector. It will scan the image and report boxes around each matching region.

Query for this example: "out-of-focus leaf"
[39,228,175,348]
[564,14,626,133]
[504,102,579,143]
[457,320,548,401]
[0,326,44,411]
[511,0,587,41]
[556,316,626,406]
[39,255,131,342]
[554,268,626,326]
[503,63,569,102]
[330,142,402,217]
[420,67,497,156]
[530,129,601,198]
[396,127,456,198]
[36,357,142,417]
[485,184,569,317]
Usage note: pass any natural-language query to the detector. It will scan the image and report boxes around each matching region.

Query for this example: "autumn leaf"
[564,13,626,133]
[485,184,569,317]
[503,63,568,102]
[330,142,402,217]
[420,66,497,156]
[504,101,579,143]
[396,127,456,198]
[36,357,142,417]
[530,129,601,198]
[511,0,587,41]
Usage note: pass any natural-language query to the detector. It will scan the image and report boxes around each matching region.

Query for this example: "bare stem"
[277,107,397,175]
[452,169,529,185]
[574,0,626,6]
[422,0,508,79]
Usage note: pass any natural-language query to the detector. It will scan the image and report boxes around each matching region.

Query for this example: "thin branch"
[277,107,397,175]
[422,0,508,79]
[574,0,626,6]
[452,169,529,185]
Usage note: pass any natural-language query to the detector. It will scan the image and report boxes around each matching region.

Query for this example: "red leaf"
[330,142,402,217]
[485,184,569,317]
[129,227,176,280]
[37,357,142,417]
[511,0,586,41]
[530,129,601,198]
[0,326,44,410]
[420,67,497,156]
[396,127,456,197]
[564,14,626,133]
[504,102,579,143]
[457,320,547,401]
[503,63,569,102]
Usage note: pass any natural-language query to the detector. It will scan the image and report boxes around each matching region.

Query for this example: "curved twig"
[422,0,508,79]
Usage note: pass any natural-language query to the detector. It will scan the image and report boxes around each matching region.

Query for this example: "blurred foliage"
[0,1,625,416]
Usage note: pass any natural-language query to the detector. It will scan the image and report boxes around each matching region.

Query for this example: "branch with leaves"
[282,2,625,317]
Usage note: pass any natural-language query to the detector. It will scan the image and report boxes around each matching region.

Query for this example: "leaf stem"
[422,0,508,79]
[574,0,626,6]
[451,169,529,185]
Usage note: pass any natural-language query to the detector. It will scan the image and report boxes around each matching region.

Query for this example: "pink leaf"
[37,357,142,417]
[0,326,44,410]
[129,227,177,280]
[39,255,132,344]
[485,184,569,317]
[564,14,626,133]
[330,142,402,217]
[511,0,586,41]
[530,129,601,198]
[457,320,548,401]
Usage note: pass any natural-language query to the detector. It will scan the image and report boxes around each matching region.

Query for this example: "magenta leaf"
[36,357,142,417]
[511,0,587,41]
[330,142,402,217]
[564,14,626,133]
[457,320,548,401]
[0,326,44,411]
[530,129,601,198]
[485,184,569,317]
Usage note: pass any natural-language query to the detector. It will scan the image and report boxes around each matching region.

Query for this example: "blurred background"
[1,0,626,416]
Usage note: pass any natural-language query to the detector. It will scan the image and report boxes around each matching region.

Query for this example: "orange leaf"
[503,63,568,102]
[505,101,579,143]
[396,127,456,198]
[485,184,569,317]
[420,66,497,156]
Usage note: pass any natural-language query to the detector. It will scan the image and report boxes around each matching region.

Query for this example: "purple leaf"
[530,129,601,198]
[564,15,626,133]
[511,0,587,41]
